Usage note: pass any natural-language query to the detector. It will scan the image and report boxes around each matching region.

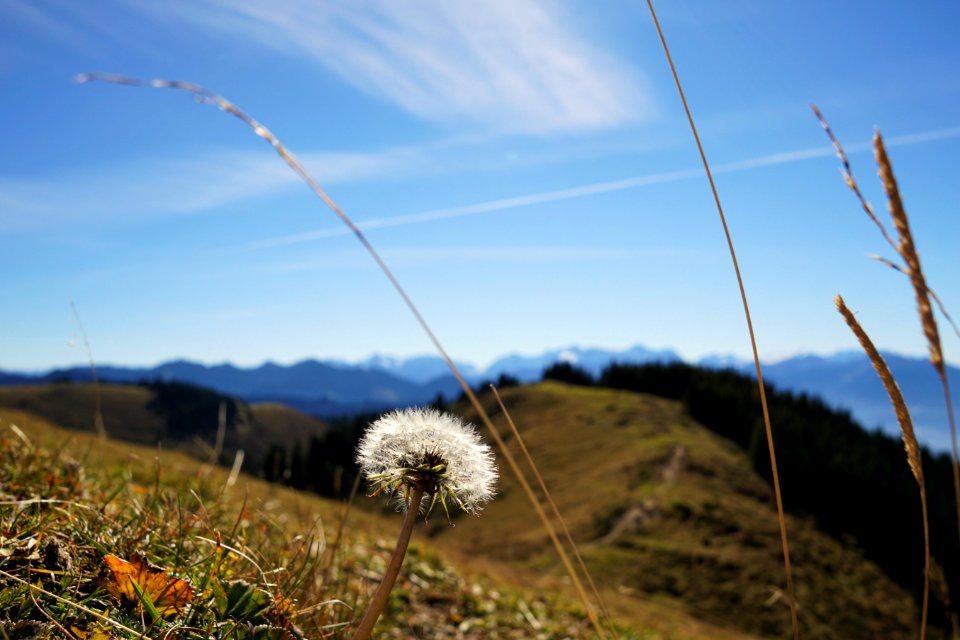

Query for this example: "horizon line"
[7,344,956,376]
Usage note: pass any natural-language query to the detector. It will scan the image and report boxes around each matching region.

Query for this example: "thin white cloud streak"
[5,123,955,236]
[161,306,265,324]
[132,0,652,133]
[251,125,960,250]
[258,245,625,273]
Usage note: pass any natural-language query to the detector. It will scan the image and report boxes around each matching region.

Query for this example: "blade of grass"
[0,568,142,636]
[69,298,106,439]
[324,470,362,586]
[642,3,799,637]
[29,591,82,640]
[77,72,607,639]
[814,106,960,344]
[835,295,929,640]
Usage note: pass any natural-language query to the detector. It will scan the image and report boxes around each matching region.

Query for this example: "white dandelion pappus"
[356,407,497,519]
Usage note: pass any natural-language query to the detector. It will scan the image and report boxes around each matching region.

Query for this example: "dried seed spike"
[874,132,944,376]
[834,295,923,486]
[834,294,929,640]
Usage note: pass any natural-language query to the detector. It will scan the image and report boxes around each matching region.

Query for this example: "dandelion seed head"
[356,407,497,517]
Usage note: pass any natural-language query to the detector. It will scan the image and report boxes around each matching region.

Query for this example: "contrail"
[251,125,960,250]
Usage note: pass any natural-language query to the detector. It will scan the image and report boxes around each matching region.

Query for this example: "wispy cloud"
[134,0,652,133]
[0,146,422,232]
[2,0,96,55]
[249,125,960,248]
[2,0,171,65]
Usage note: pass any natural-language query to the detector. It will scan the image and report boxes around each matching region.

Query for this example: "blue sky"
[2,0,959,371]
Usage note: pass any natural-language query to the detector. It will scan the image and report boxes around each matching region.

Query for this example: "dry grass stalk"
[835,294,929,639]
[811,105,899,252]
[814,108,960,552]
[644,2,799,637]
[869,254,960,342]
[874,132,960,550]
[77,73,608,639]
[489,384,617,638]
[69,298,106,439]
[813,106,959,342]
[874,133,944,375]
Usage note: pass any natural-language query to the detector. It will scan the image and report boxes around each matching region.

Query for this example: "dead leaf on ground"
[101,553,194,618]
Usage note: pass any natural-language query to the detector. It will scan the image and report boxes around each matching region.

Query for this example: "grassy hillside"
[0,383,327,464]
[0,383,165,445]
[438,382,918,639]
[0,407,633,639]
[0,382,929,638]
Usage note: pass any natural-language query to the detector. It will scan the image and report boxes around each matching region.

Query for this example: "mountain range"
[3,344,958,451]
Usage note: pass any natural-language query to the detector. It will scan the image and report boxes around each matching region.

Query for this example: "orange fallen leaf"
[102,553,194,618]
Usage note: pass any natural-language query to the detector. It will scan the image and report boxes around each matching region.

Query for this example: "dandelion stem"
[351,486,425,640]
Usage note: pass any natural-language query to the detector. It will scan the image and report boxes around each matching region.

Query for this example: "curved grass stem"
[643,2,799,637]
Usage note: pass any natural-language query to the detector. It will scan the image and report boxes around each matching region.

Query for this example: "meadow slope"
[2,404,759,639]
[0,382,328,464]
[438,382,919,639]
[0,381,926,638]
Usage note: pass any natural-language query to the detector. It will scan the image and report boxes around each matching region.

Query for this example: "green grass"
[0,406,654,639]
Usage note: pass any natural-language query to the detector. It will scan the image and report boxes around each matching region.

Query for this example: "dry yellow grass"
[644,3,798,636]
[835,295,930,640]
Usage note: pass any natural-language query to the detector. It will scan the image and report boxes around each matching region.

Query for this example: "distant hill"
[5,359,462,416]
[760,352,959,451]
[2,344,957,449]
[0,381,327,466]
[357,353,480,384]
[690,350,960,451]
